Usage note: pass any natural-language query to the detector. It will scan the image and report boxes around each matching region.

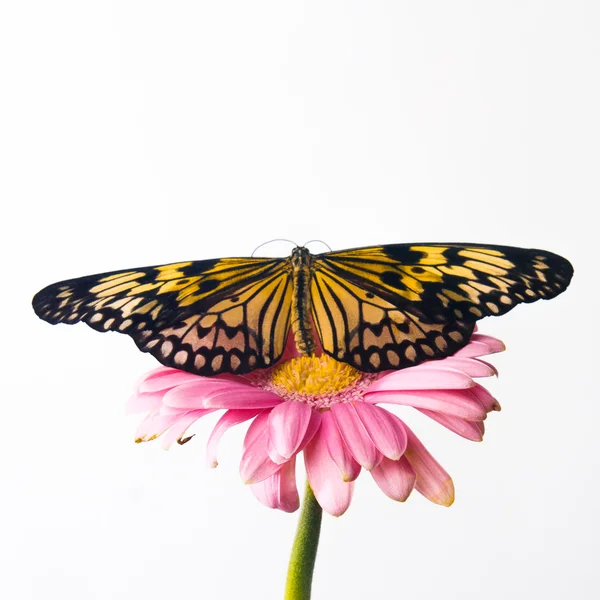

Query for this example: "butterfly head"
[290,246,312,269]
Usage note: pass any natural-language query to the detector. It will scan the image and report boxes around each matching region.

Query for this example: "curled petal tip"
[434,479,455,507]
[330,506,350,518]
[177,435,195,445]
[135,434,158,443]
[387,451,404,461]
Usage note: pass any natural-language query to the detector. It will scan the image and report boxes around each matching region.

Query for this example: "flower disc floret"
[259,354,377,408]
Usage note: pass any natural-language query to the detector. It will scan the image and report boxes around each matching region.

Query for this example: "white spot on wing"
[119,319,133,331]
[174,350,188,365]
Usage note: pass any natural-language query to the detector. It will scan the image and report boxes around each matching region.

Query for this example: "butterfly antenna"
[251,238,298,257]
[304,239,333,252]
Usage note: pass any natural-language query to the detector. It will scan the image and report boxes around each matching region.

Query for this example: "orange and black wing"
[33,257,293,375]
[311,243,573,372]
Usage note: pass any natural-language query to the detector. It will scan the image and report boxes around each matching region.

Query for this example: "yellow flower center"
[257,354,377,408]
[271,354,362,396]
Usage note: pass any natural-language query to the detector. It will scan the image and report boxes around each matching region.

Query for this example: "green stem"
[284,482,323,600]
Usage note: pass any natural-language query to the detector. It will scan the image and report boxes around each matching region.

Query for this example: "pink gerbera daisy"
[128,332,504,517]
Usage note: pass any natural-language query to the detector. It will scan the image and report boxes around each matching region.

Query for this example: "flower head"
[128,333,504,516]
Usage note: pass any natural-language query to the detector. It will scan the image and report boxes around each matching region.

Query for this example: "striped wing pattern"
[33,242,573,376]
[32,257,292,375]
[311,243,573,371]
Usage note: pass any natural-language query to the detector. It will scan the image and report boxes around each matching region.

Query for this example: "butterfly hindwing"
[310,261,475,372]
[311,243,573,371]
[32,257,292,375]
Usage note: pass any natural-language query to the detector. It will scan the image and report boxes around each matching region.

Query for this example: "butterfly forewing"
[32,257,292,375]
[316,243,573,321]
[311,243,573,370]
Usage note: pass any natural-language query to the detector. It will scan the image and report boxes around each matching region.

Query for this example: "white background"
[1,2,598,599]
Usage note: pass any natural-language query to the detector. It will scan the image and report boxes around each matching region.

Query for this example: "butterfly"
[32,243,573,376]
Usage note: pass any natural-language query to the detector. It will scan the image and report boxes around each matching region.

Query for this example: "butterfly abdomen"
[290,247,317,356]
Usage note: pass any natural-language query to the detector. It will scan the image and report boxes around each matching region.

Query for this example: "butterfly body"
[33,242,573,376]
[290,246,318,356]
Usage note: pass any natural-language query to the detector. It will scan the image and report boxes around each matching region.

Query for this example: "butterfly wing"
[310,261,476,372]
[311,243,573,371]
[33,257,293,375]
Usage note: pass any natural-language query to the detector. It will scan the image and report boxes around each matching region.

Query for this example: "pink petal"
[249,456,300,513]
[268,409,323,465]
[434,357,497,378]
[139,366,246,387]
[304,430,354,517]
[418,409,484,442]
[206,408,263,467]
[354,403,407,460]
[297,410,323,452]
[267,408,323,464]
[159,409,214,448]
[367,367,475,392]
[268,402,313,463]
[164,382,282,410]
[321,411,361,482]
[454,334,505,357]
[331,403,383,470]
[197,388,284,409]
[145,366,179,377]
[243,410,270,449]
[365,389,487,420]
[161,380,243,407]
[135,366,177,385]
[267,436,288,464]
[240,413,284,484]
[158,404,188,416]
[371,456,416,501]
[139,371,209,393]
[126,391,166,415]
[403,425,455,507]
[473,358,498,375]
[134,412,182,442]
[452,341,492,359]
[471,383,501,412]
